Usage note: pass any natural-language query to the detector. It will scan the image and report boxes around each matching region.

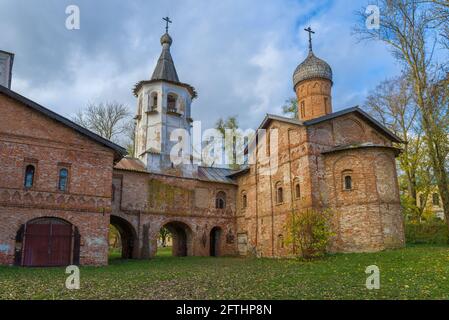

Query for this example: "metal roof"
[293,50,333,89]
[321,143,402,156]
[0,85,127,161]
[114,157,148,173]
[151,33,180,83]
[303,106,404,143]
[198,166,238,185]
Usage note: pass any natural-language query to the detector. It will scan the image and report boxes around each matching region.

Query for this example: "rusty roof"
[114,157,148,173]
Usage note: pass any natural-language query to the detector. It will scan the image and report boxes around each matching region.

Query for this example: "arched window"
[216,191,226,209]
[276,183,283,204]
[149,92,158,111]
[24,165,35,188]
[295,183,300,199]
[433,193,440,206]
[58,168,68,191]
[167,94,177,113]
[344,175,352,190]
[242,193,247,209]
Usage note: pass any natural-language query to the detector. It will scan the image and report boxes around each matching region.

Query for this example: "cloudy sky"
[0,0,402,134]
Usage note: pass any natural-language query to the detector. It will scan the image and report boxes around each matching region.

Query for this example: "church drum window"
[276,182,283,204]
[295,183,300,199]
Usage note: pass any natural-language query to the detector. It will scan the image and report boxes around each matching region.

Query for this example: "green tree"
[355,0,449,230]
[282,97,298,119]
[285,209,334,260]
[214,116,242,169]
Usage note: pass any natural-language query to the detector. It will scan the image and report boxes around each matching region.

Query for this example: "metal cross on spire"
[163,16,172,33]
[304,26,315,51]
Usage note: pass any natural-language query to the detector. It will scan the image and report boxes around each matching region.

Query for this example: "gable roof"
[114,157,148,173]
[0,85,127,161]
[258,106,403,144]
[303,106,403,143]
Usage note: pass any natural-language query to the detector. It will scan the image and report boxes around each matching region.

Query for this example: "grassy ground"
[1,245,449,300]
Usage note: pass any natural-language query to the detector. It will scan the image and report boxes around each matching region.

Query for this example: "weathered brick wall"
[0,93,115,265]
[235,113,404,257]
[322,148,404,252]
[295,78,332,121]
[112,169,238,258]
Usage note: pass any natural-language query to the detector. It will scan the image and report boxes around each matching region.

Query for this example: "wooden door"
[23,219,72,267]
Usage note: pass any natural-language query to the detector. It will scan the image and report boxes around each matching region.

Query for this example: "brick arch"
[110,214,138,259]
[159,220,193,257]
[16,216,80,267]
[334,117,366,145]
[332,153,367,205]
[209,226,223,256]
[374,152,399,202]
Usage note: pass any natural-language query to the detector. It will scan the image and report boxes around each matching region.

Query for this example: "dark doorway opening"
[210,227,222,257]
[159,221,192,257]
[109,215,137,260]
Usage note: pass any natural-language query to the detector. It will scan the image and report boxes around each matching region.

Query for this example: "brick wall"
[0,93,115,265]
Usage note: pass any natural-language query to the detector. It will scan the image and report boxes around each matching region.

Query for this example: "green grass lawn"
[1,245,449,300]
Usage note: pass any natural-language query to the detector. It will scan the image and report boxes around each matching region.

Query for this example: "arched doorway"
[210,227,222,257]
[159,221,192,257]
[18,217,79,267]
[109,215,137,259]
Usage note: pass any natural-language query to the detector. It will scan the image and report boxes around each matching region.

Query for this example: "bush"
[285,208,334,260]
[405,221,449,245]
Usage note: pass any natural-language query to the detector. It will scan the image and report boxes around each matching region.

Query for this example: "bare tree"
[73,102,131,142]
[354,0,449,226]
[364,74,433,220]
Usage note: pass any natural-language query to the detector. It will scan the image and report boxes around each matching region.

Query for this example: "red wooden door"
[23,219,72,267]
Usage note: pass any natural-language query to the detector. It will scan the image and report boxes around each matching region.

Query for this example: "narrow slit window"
[24,165,35,188]
[58,168,68,191]
[344,175,352,190]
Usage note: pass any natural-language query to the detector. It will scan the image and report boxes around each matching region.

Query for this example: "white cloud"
[0,0,401,136]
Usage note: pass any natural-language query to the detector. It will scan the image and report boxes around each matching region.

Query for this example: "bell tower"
[293,27,333,121]
[133,17,197,177]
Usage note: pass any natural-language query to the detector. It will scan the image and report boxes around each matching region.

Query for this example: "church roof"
[303,106,404,143]
[133,32,197,98]
[114,157,148,173]
[151,33,180,82]
[293,50,333,89]
[0,85,127,162]
[198,166,239,185]
[322,143,402,156]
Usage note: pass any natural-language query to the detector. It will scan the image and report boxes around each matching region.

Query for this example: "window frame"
[343,175,353,191]
[242,192,247,209]
[216,191,226,209]
[275,182,284,204]
[58,168,69,192]
[24,164,36,189]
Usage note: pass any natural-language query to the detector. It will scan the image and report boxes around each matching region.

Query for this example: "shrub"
[285,208,334,260]
[405,221,448,245]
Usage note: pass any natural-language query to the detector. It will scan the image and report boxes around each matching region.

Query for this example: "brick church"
[0,27,405,267]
